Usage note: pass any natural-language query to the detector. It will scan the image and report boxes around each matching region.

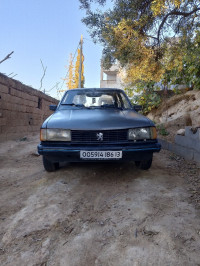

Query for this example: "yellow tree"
[81,0,200,87]
[74,48,85,88]
[65,53,75,89]
[104,19,165,86]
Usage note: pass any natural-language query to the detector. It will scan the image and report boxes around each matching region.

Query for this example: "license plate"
[80,151,122,160]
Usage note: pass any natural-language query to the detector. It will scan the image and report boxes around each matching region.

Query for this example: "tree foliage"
[65,49,85,89]
[65,54,75,89]
[162,30,200,89]
[80,0,200,90]
[74,48,85,88]
[126,81,161,114]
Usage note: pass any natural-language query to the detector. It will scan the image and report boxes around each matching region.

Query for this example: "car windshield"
[61,89,132,109]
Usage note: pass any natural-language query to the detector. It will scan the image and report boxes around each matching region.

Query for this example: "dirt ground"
[0,135,200,266]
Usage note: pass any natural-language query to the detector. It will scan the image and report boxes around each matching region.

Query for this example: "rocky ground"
[148,90,200,143]
[0,135,200,266]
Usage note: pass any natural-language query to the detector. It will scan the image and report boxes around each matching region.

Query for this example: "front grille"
[71,129,128,144]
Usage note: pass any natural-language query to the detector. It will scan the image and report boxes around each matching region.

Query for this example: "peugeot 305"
[38,88,161,171]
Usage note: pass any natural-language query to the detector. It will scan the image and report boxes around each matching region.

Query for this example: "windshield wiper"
[61,103,87,108]
[100,104,123,110]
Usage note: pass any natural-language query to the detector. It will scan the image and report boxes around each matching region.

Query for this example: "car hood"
[44,108,154,130]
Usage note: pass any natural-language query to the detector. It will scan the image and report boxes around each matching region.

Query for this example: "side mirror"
[49,105,57,111]
[133,105,142,112]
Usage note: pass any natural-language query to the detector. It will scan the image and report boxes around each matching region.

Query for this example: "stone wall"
[0,73,59,141]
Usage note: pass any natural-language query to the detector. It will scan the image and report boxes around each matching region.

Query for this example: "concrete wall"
[0,73,59,141]
[159,126,200,163]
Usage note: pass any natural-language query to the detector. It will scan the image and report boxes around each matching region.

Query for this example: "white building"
[100,63,124,89]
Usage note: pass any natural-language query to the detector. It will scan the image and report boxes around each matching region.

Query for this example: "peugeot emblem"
[96,132,103,141]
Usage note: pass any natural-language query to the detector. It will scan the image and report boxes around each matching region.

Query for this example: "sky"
[0,0,107,99]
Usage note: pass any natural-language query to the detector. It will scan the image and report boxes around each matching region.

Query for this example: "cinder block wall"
[0,73,59,141]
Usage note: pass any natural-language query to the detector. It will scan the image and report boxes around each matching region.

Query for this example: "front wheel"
[135,157,152,170]
[43,156,59,172]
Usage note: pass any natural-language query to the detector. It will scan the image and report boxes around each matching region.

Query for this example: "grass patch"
[157,124,169,136]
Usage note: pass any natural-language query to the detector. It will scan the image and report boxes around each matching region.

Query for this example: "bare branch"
[10,74,17,78]
[46,82,60,93]
[39,59,47,92]
[0,51,14,64]
[157,7,200,43]
[8,72,14,77]
[145,34,158,41]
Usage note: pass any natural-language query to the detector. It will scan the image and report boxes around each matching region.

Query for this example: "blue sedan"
[38,88,161,171]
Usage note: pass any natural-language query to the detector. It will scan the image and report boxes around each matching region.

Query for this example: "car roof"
[65,88,124,92]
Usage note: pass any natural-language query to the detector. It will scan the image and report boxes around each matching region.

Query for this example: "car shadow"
[58,161,147,183]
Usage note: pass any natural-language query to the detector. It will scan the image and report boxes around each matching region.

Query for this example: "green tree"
[80,0,200,45]
[80,0,200,88]
[162,30,200,90]
[130,81,161,114]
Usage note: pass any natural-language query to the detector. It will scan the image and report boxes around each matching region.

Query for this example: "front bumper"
[37,141,161,163]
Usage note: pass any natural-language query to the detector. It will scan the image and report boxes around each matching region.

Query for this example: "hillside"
[148,90,200,142]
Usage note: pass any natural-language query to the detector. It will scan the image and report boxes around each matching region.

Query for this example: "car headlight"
[40,129,71,141]
[128,127,157,140]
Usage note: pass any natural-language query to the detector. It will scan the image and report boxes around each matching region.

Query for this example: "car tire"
[135,157,152,170]
[135,161,141,167]
[43,156,59,172]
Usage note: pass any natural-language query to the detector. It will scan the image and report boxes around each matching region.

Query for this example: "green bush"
[156,124,169,136]
[126,81,161,114]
